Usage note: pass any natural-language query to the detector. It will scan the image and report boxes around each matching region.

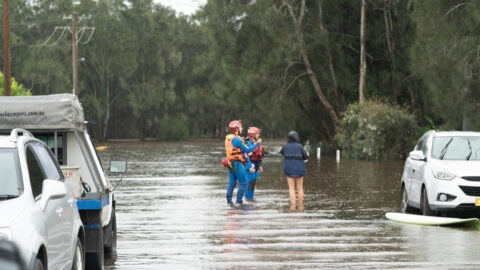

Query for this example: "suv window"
[415,136,426,152]
[421,137,429,155]
[32,142,63,181]
[26,146,46,199]
[0,149,22,198]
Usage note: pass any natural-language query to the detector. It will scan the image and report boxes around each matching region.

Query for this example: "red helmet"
[228,120,242,132]
[248,127,261,136]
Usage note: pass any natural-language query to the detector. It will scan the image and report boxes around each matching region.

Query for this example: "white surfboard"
[385,212,479,226]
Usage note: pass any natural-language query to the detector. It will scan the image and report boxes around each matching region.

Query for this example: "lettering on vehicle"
[0,111,45,117]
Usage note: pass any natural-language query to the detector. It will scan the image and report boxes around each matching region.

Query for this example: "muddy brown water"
[99,140,480,269]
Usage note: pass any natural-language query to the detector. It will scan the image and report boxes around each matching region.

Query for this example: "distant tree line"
[0,0,478,144]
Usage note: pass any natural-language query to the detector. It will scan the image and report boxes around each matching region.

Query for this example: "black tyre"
[421,187,435,216]
[104,208,117,255]
[72,237,84,270]
[33,258,45,270]
[85,228,104,270]
[400,185,414,214]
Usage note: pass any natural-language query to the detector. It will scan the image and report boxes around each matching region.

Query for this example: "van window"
[26,146,46,199]
[36,134,65,165]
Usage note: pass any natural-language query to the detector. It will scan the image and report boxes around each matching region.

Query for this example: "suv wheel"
[72,237,84,270]
[400,185,414,214]
[421,187,435,216]
[33,258,45,270]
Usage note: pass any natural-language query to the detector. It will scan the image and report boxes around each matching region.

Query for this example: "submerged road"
[99,140,480,269]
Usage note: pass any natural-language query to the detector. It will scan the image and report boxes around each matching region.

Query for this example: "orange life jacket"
[225,134,246,163]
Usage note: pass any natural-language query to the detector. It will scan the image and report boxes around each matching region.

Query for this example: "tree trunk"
[102,74,110,142]
[383,0,398,105]
[359,0,367,103]
[138,114,145,141]
[103,101,110,142]
[297,98,338,149]
[317,0,343,113]
[284,0,340,132]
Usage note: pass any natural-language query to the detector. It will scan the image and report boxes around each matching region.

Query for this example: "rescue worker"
[280,131,308,211]
[244,127,265,200]
[225,120,261,204]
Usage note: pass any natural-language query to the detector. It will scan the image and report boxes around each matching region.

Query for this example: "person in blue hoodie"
[280,131,308,211]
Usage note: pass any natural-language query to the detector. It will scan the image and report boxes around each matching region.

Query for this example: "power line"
[32,14,95,47]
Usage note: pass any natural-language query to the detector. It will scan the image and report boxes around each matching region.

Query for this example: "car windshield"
[0,149,22,200]
[432,136,480,161]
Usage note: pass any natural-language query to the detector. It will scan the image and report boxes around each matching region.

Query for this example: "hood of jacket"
[287,131,300,143]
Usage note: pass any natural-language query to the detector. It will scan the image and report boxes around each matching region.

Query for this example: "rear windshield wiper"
[439,138,454,160]
[0,194,19,201]
[466,138,472,160]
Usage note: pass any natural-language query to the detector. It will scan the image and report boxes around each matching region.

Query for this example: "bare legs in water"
[287,176,304,211]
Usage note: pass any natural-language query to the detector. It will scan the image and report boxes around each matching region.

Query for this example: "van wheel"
[86,229,104,270]
[33,258,45,270]
[400,186,414,214]
[72,237,84,270]
[104,208,117,255]
[421,187,435,216]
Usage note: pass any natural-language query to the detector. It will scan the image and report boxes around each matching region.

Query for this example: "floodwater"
[99,140,480,269]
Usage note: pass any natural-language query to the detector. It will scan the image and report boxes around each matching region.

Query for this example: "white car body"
[401,130,480,216]
[0,129,84,270]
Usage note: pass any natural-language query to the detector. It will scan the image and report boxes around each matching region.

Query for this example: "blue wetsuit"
[245,139,261,199]
[227,136,259,203]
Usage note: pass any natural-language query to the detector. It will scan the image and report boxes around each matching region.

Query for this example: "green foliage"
[2,0,477,145]
[410,0,480,131]
[416,115,438,139]
[0,72,31,96]
[336,101,418,160]
[157,115,189,141]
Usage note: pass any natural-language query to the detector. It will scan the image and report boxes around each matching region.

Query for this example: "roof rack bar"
[10,128,34,142]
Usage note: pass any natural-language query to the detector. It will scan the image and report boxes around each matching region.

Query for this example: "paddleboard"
[385,212,479,226]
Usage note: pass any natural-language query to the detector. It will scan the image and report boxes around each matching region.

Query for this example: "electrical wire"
[79,28,95,44]
[31,27,60,47]
[46,27,69,47]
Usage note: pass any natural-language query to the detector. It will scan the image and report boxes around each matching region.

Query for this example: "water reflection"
[99,140,480,269]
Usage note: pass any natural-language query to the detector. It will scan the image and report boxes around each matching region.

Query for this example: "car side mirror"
[110,160,127,174]
[409,150,426,161]
[38,180,67,211]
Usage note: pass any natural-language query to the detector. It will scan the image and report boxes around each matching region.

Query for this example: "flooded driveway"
[99,140,480,269]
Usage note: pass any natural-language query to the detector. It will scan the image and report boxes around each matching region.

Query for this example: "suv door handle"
[412,168,416,172]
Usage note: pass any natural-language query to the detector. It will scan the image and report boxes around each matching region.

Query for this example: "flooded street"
[99,140,480,269]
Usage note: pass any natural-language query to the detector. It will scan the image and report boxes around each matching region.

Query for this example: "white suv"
[0,129,84,270]
[401,130,480,217]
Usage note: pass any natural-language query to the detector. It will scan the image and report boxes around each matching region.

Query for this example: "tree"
[0,72,31,96]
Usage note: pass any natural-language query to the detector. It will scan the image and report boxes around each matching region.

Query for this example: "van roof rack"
[10,128,33,142]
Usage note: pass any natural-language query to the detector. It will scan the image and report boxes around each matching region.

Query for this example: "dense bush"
[336,101,418,160]
[157,115,189,141]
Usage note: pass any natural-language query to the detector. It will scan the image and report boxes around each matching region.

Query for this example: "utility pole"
[3,0,11,96]
[72,13,78,95]
[358,0,367,103]
[39,14,94,95]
